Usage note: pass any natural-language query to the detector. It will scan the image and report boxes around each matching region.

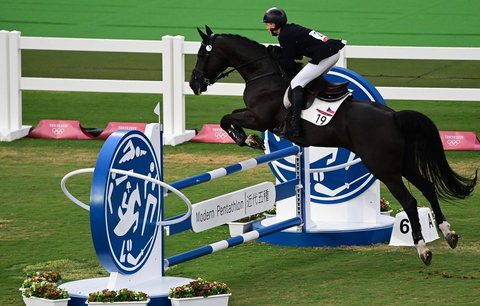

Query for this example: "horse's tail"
[395,110,477,200]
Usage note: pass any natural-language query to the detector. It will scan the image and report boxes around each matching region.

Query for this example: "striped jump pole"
[165,145,302,235]
[164,217,302,268]
[170,145,301,191]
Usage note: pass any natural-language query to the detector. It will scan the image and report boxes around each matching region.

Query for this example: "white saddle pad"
[283,90,352,126]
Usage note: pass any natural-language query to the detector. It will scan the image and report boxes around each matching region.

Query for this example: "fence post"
[171,36,195,145]
[8,31,21,132]
[0,31,10,139]
[0,31,30,141]
[162,35,195,146]
[161,35,174,145]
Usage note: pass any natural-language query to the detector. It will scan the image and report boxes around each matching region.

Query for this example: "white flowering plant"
[87,288,148,302]
[169,278,230,298]
[21,271,69,300]
[380,197,391,212]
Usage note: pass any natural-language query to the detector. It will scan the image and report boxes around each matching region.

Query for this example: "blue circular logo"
[264,67,385,204]
[90,130,161,273]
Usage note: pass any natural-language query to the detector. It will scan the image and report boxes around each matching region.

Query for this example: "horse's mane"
[220,34,265,51]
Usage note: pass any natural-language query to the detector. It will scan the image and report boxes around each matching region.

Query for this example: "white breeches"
[290,52,340,88]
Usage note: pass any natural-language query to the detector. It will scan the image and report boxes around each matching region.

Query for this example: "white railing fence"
[1,30,479,143]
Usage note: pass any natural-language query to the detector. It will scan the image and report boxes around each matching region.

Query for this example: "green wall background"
[1,0,479,46]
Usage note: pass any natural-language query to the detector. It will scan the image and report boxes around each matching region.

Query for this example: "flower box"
[20,272,70,306]
[169,294,231,306]
[168,278,230,305]
[23,296,70,306]
[380,210,393,216]
[227,220,255,237]
[86,299,150,305]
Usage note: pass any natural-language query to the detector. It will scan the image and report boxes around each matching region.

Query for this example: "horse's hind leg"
[404,168,459,249]
[383,177,433,265]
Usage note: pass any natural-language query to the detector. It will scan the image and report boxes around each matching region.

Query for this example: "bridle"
[192,34,280,87]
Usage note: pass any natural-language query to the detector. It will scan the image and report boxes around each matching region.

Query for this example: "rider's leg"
[288,86,304,137]
[289,53,341,137]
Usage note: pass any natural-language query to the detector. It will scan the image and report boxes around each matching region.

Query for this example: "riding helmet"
[263,7,287,28]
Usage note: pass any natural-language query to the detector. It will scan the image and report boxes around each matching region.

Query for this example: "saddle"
[287,76,350,109]
[275,76,351,136]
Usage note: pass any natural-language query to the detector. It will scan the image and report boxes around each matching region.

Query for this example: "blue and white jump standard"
[60,128,306,306]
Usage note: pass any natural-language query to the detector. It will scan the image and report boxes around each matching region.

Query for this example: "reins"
[212,55,279,84]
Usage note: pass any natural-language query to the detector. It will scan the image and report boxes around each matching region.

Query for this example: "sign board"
[389,207,440,246]
[191,182,275,232]
[90,130,161,274]
[439,131,480,151]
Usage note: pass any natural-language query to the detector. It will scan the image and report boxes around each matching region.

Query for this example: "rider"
[263,7,345,137]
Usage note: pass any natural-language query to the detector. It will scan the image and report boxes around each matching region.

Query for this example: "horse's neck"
[222,42,276,82]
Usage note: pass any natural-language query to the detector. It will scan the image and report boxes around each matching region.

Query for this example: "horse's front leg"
[220,109,266,150]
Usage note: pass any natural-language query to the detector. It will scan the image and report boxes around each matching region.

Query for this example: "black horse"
[189,26,477,265]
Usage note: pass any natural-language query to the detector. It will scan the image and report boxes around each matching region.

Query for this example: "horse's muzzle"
[190,69,208,95]
[189,81,205,95]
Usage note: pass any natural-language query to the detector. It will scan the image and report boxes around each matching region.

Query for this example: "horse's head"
[190,25,229,95]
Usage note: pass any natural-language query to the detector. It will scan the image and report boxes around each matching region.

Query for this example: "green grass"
[2,1,480,305]
[1,95,479,306]
[3,45,480,306]
[2,0,480,47]
[1,135,479,306]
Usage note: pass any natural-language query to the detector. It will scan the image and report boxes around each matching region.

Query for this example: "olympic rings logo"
[447,139,461,146]
[214,131,228,139]
[51,127,65,135]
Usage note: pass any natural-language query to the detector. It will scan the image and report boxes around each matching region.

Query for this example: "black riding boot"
[289,86,304,137]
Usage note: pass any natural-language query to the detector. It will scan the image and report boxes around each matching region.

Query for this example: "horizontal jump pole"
[164,216,302,268]
[170,146,300,191]
[309,157,362,173]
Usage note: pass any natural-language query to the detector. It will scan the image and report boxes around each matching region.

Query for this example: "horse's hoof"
[272,126,286,138]
[445,231,459,249]
[420,249,432,266]
[245,135,265,150]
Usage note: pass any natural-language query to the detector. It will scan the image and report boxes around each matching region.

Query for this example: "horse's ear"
[197,27,209,42]
[205,25,213,36]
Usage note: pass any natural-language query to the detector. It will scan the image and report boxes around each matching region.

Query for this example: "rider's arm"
[278,31,301,73]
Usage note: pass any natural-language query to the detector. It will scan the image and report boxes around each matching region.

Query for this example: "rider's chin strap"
[269,28,279,36]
